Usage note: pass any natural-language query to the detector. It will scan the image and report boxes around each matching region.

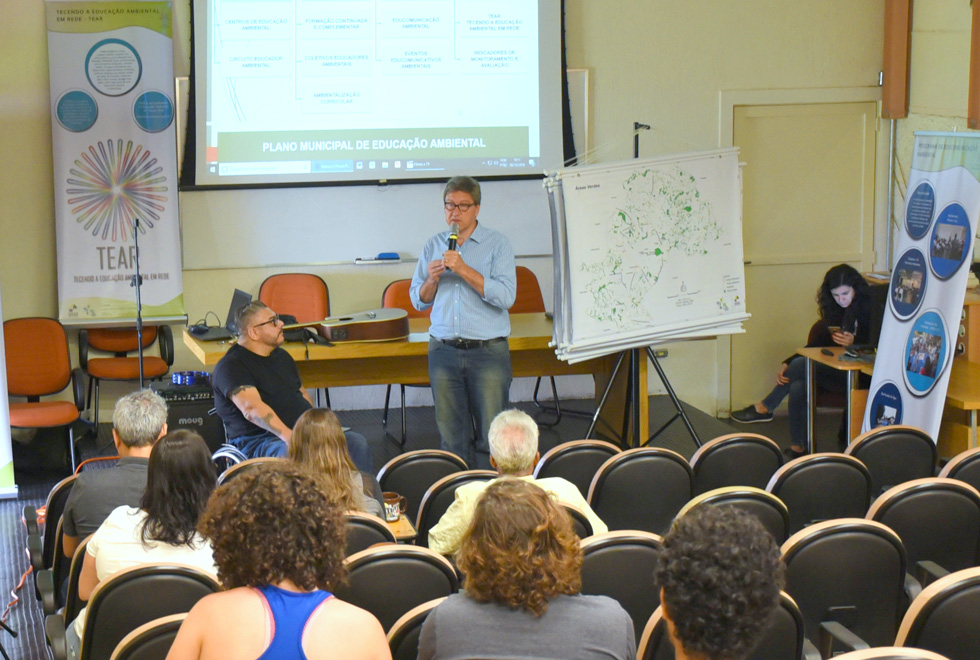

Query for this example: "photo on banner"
[863,133,980,439]
[46,0,184,322]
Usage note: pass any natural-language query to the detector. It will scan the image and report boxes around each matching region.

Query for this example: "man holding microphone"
[410,176,517,468]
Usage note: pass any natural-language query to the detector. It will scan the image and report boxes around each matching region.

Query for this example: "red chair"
[5,318,85,471]
[381,279,431,448]
[79,326,173,426]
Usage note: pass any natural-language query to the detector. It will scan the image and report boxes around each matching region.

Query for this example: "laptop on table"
[192,289,252,341]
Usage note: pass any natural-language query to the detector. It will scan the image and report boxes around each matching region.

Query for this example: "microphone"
[448,222,459,251]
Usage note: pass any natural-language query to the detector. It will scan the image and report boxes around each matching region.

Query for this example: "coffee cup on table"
[383,492,407,522]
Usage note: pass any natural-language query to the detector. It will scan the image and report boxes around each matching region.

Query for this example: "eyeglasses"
[444,202,475,212]
[253,314,280,328]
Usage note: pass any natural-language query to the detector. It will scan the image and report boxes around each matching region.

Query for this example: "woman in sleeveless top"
[288,408,384,517]
[166,462,390,660]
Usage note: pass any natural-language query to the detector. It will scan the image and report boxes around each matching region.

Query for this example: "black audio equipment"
[150,383,224,452]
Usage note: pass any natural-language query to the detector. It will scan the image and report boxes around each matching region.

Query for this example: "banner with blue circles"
[863,132,980,440]
[46,1,185,323]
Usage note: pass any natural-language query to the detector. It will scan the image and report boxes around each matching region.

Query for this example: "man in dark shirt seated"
[656,505,785,660]
[62,389,168,557]
[211,301,373,473]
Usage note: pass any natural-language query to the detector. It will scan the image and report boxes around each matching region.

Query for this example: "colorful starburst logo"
[66,139,168,241]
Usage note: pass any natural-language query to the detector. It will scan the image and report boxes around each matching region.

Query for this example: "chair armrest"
[159,325,174,366]
[78,330,89,370]
[818,621,868,658]
[45,612,68,660]
[915,560,949,587]
[802,638,822,660]
[23,505,38,536]
[71,368,86,411]
[904,572,923,606]
[38,569,58,616]
[28,533,43,572]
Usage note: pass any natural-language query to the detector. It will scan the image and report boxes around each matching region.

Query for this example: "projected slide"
[196,0,561,185]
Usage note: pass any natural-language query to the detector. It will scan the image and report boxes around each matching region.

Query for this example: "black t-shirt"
[212,343,311,439]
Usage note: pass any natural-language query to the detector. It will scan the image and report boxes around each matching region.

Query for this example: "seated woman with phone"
[731,264,872,457]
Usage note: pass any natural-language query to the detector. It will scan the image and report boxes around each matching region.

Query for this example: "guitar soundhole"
[339,316,353,321]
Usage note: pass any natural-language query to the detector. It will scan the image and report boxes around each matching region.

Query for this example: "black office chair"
[689,432,783,495]
[781,518,908,656]
[45,564,220,660]
[845,425,937,496]
[678,486,791,544]
[587,447,693,535]
[334,545,459,633]
[561,502,593,539]
[533,439,622,498]
[938,446,980,493]
[30,475,77,599]
[386,597,446,660]
[866,477,980,586]
[345,511,397,556]
[767,453,873,534]
[415,470,496,549]
[894,566,980,660]
[109,614,186,660]
[580,530,664,643]
[377,450,468,524]
[216,456,284,486]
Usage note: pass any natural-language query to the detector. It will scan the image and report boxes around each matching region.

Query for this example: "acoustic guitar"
[283,308,410,343]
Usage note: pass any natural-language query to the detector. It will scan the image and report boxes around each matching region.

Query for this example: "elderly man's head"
[488,409,539,475]
[112,389,168,449]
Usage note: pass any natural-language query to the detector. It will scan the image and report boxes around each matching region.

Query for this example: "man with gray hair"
[428,408,606,555]
[61,388,168,557]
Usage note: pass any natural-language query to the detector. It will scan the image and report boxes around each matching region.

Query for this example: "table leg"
[972,410,978,449]
[845,371,855,446]
[806,357,815,453]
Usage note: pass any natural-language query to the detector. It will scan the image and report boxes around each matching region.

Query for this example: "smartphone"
[828,325,841,333]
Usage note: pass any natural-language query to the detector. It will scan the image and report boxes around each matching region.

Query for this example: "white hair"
[488,409,539,474]
[112,389,168,447]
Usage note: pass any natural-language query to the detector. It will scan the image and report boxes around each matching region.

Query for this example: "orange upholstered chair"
[381,279,431,447]
[79,326,174,426]
[5,318,85,471]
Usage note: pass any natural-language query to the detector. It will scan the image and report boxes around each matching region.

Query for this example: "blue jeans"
[428,337,512,469]
[761,356,846,451]
[231,429,374,473]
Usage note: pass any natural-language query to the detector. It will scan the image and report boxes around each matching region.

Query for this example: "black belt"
[437,337,507,350]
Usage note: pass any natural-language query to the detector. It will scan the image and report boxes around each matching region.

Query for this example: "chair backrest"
[64,536,93,623]
[679,487,791,544]
[895,566,980,660]
[781,518,908,648]
[831,649,951,660]
[80,564,220,660]
[689,433,783,495]
[587,447,694,535]
[216,456,284,486]
[4,318,72,396]
[939,447,980,493]
[767,453,874,534]
[377,450,468,523]
[345,511,397,556]
[109,613,186,660]
[258,273,330,322]
[533,440,622,498]
[382,279,431,318]
[845,425,937,496]
[335,545,459,632]
[415,470,497,548]
[510,266,547,314]
[386,597,446,660]
[580,530,664,643]
[42,475,77,570]
[85,327,159,354]
[76,456,121,474]
[867,477,980,572]
[636,591,806,660]
[561,503,593,539]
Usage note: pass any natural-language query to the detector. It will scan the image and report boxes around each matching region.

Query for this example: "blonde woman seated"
[289,408,384,517]
[166,462,390,660]
[418,479,635,660]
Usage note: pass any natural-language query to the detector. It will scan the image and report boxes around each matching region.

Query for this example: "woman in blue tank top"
[166,463,390,660]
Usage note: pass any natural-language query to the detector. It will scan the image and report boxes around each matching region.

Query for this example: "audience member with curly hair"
[656,505,785,660]
[289,408,384,517]
[69,430,218,660]
[418,478,635,660]
[166,462,390,660]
